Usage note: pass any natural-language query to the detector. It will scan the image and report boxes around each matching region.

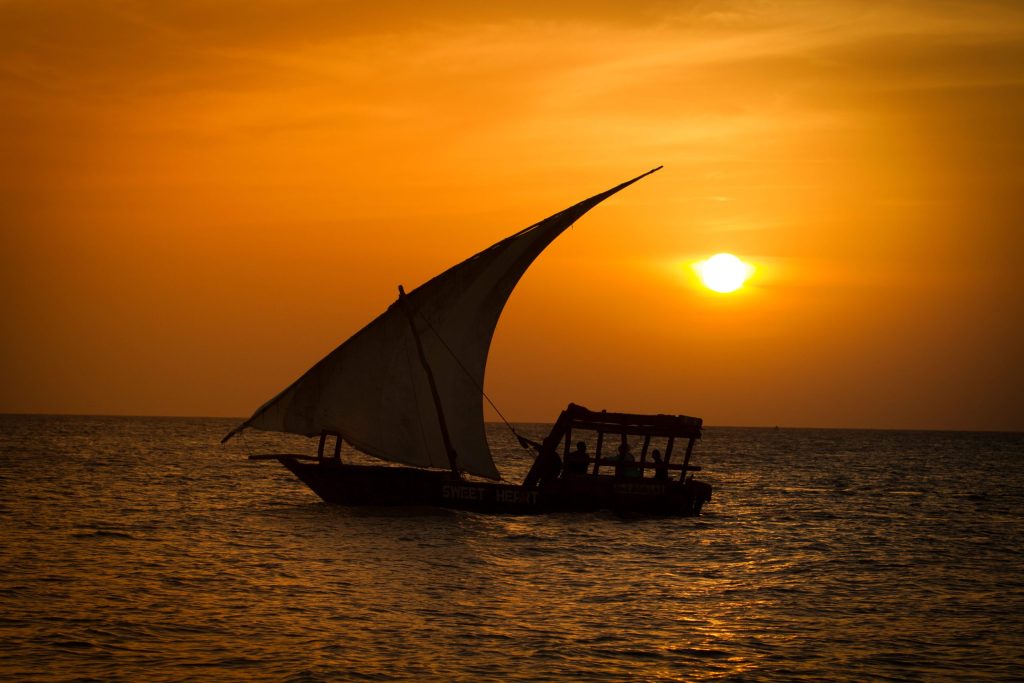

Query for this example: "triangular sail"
[224,167,661,479]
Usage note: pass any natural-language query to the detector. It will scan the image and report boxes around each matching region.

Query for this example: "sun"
[694,253,754,293]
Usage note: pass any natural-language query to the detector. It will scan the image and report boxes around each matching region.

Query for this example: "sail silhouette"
[224,167,662,479]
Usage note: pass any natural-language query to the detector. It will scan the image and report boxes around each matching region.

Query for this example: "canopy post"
[397,285,461,478]
[664,436,676,463]
[680,437,696,482]
[317,431,327,463]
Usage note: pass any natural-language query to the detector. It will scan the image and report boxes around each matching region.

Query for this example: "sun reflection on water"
[0,417,1021,680]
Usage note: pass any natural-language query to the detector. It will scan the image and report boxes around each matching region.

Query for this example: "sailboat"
[224,167,712,515]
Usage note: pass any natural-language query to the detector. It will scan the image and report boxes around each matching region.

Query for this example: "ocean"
[1,415,1021,681]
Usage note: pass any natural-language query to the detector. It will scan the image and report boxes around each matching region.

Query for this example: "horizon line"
[1,411,1020,435]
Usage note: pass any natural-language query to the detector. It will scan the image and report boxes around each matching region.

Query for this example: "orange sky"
[2,0,1022,430]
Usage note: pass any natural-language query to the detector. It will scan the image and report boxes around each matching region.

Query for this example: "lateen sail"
[224,168,661,479]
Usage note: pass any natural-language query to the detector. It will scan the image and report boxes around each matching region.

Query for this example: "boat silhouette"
[224,167,712,515]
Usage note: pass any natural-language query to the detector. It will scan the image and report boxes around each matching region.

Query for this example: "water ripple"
[1,417,1022,681]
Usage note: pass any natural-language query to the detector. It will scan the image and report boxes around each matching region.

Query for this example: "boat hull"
[278,459,711,516]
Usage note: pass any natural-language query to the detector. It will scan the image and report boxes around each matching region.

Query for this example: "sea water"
[1,415,1022,681]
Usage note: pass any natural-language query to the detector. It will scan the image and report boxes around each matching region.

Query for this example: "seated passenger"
[651,448,669,480]
[615,442,642,479]
[565,441,590,475]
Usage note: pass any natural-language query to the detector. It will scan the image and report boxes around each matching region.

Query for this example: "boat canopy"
[550,403,703,440]
[224,168,662,479]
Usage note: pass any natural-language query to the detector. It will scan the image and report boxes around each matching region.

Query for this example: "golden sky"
[2,0,1022,430]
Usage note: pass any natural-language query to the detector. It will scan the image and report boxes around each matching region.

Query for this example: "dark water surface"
[1,415,1022,681]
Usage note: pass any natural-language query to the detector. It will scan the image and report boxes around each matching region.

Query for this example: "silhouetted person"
[615,442,641,479]
[651,448,668,480]
[565,441,590,475]
[519,435,562,488]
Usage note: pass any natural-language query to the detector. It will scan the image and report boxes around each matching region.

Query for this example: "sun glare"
[694,253,753,293]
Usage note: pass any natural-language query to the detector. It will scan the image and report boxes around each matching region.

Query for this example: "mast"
[397,285,461,477]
